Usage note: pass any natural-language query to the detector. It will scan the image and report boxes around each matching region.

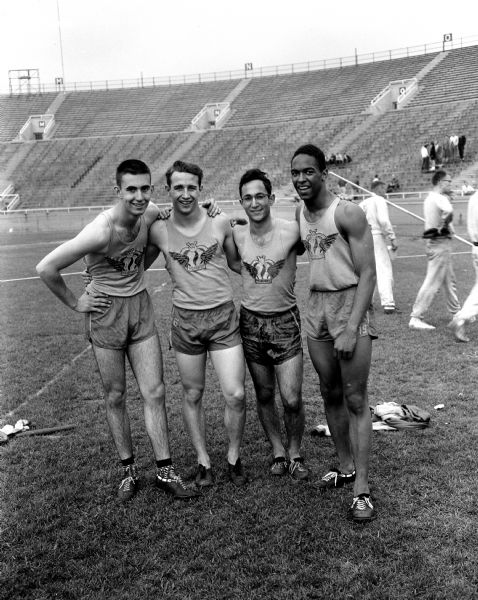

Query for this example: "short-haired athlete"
[36,159,198,502]
[232,168,308,481]
[291,144,378,522]
[147,160,247,488]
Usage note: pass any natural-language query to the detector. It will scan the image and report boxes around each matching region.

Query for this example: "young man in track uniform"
[148,160,247,488]
[409,170,461,331]
[36,159,197,502]
[291,144,378,522]
[232,169,308,481]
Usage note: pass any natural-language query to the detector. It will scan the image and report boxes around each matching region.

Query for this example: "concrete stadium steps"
[52,81,239,138]
[224,53,438,127]
[407,46,478,107]
[324,99,478,192]
[0,93,58,142]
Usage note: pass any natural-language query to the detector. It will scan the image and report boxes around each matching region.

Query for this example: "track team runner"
[147,160,247,488]
[231,168,308,481]
[36,159,198,502]
[291,144,378,522]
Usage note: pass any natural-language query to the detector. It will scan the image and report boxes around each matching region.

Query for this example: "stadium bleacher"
[1,43,478,209]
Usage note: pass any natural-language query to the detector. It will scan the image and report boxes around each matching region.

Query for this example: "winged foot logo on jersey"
[243,256,285,284]
[304,231,338,260]
[106,247,145,273]
[170,241,218,272]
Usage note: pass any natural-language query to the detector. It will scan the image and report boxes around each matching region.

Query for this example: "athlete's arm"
[221,215,242,274]
[334,201,376,359]
[144,244,161,271]
[36,221,111,313]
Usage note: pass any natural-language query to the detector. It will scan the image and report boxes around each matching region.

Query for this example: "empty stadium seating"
[1,44,478,209]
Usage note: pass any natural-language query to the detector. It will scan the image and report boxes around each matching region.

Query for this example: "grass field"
[1,214,478,599]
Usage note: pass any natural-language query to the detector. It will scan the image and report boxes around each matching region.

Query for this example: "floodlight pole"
[56,0,66,90]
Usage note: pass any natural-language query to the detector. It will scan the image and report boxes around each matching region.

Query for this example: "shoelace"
[289,460,305,475]
[158,466,185,487]
[119,475,135,491]
[352,496,373,511]
[322,470,339,483]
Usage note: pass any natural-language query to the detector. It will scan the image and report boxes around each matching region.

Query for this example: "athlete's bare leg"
[307,338,353,474]
[174,351,210,468]
[127,334,170,461]
[275,352,304,460]
[247,360,286,459]
[92,345,132,460]
[307,336,372,497]
[209,345,246,465]
[339,336,373,497]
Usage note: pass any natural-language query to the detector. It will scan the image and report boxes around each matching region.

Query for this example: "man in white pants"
[409,170,461,331]
[448,190,478,342]
[359,180,398,314]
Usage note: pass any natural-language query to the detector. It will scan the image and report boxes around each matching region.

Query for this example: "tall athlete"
[291,144,378,522]
[232,169,308,481]
[36,159,198,502]
[148,160,247,488]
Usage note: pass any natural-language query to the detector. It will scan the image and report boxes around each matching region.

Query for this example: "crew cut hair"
[116,159,151,186]
[165,160,203,187]
[239,168,272,197]
[291,144,327,172]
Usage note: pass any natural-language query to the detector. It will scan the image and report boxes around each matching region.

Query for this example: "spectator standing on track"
[359,180,398,314]
[231,168,308,481]
[448,189,478,342]
[147,160,247,489]
[409,170,461,331]
[36,159,198,502]
[291,144,378,523]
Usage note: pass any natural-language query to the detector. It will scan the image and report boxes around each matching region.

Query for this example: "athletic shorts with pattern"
[170,300,241,355]
[240,305,302,366]
[305,287,378,342]
[85,289,157,350]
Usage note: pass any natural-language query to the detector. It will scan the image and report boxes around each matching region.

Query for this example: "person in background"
[359,180,398,314]
[409,170,461,331]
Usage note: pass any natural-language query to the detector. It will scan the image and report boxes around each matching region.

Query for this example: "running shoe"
[195,464,214,487]
[228,458,248,487]
[156,465,199,499]
[270,457,288,476]
[348,493,377,522]
[118,464,138,502]
[289,457,309,481]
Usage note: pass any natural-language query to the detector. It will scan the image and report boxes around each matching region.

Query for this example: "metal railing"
[4,35,478,96]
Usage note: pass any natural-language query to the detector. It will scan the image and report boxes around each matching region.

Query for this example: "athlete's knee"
[224,385,245,411]
[104,385,126,410]
[183,386,205,406]
[320,381,342,406]
[282,392,302,414]
[142,381,166,406]
[256,384,275,405]
[344,385,368,415]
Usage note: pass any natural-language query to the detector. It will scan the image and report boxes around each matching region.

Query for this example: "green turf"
[1,229,478,599]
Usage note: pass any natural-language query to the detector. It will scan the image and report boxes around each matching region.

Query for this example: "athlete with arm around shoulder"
[36,159,197,502]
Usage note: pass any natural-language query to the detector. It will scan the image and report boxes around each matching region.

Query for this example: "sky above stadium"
[0,0,475,92]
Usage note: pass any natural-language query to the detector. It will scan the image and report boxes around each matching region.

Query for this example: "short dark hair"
[239,168,272,197]
[432,170,448,186]
[116,159,151,187]
[165,160,203,187]
[291,144,327,172]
